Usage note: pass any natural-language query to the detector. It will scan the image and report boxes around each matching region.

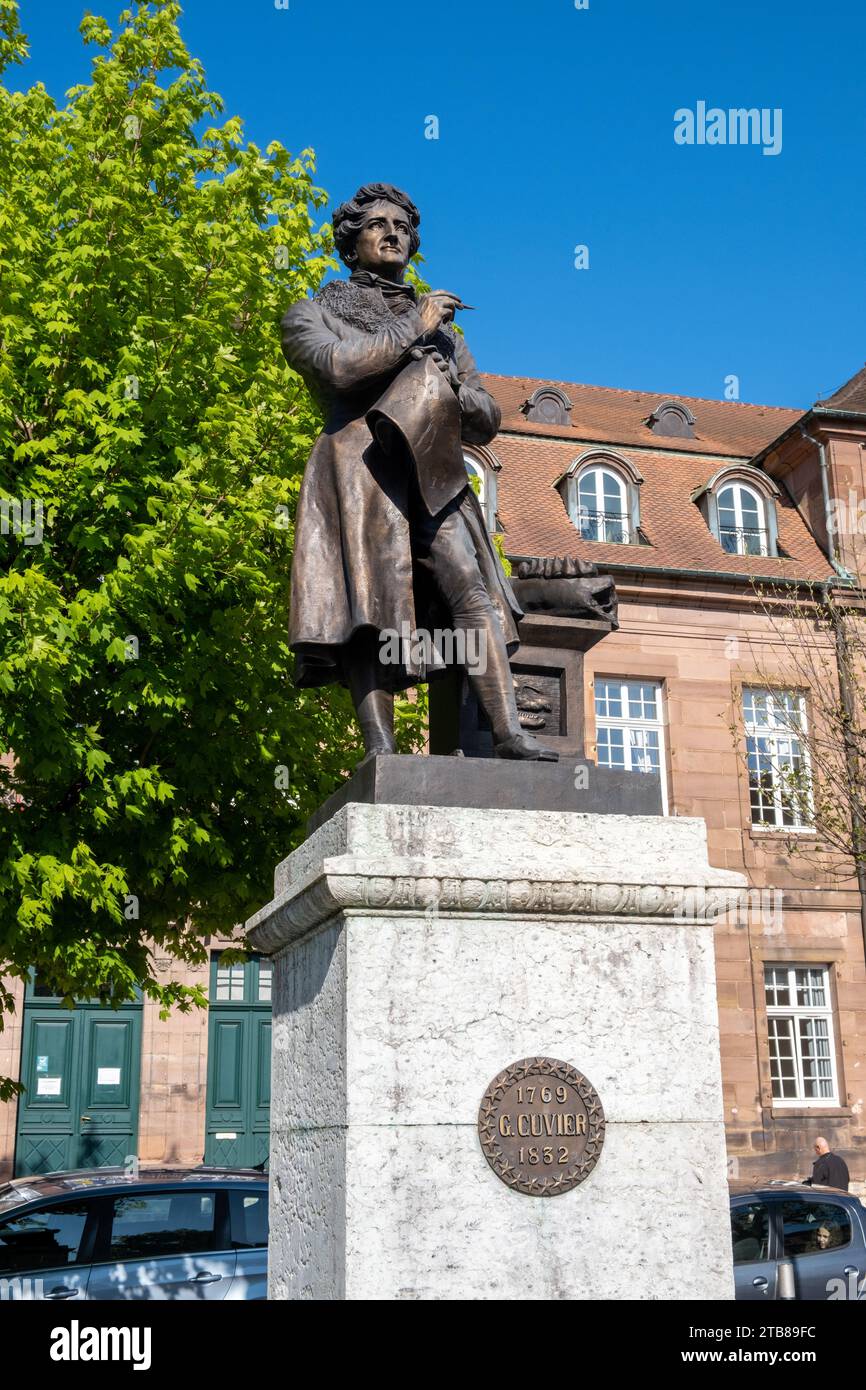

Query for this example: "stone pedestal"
[247,802,744,1301]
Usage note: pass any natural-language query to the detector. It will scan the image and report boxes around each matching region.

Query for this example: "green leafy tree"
[0,0,424,1094]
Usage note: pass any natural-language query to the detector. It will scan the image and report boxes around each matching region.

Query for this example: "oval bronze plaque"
[478,1056,605,1196]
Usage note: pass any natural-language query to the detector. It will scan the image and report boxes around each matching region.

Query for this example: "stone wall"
[138,955,211,1167]
[0,975,25,1181]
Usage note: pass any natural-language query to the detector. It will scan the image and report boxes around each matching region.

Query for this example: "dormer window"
[555,450,643,545]
[648,399,696,439]
[693,467,780,557]
[521,386,572,427]
[717,482,768,556]
[577,467,630,543]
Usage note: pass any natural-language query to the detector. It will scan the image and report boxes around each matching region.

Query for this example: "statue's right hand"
[417,291,461,334]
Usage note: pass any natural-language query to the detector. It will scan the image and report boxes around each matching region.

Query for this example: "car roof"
[0,1166,267,1207]
[729,1181,858,1200]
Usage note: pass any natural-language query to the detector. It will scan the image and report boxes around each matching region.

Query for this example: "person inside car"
[815,1225,833,1251]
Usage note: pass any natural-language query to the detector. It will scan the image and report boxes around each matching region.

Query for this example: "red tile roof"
[483,372,803,458]
[479,375,832,582]
[816,364,866,414]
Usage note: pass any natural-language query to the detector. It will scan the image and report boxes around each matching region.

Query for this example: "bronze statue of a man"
[281,182,556,762]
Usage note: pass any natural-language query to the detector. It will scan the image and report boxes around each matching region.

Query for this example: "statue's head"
[332,183,421,276]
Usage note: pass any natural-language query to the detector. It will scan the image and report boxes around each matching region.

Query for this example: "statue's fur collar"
[315,278,455,357]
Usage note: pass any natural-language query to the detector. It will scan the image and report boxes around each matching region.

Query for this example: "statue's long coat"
[280,278,522,690]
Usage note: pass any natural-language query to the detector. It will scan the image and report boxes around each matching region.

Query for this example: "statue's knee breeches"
[415,507,494,628]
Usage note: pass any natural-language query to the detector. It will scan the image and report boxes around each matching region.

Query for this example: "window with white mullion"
[215,962,245,1002]
[594,679,668,814]
[258,960,273,1002]
[575,467,630,544]
[744,687,812,830]
[718,481,769,556]
[464,452,498,532]
[464,455,487,517]
[764,965,838,1105]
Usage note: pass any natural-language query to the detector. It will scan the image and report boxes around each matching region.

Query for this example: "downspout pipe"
[800,424,856,583]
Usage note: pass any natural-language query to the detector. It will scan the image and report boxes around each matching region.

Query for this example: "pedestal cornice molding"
[246,861,744,955]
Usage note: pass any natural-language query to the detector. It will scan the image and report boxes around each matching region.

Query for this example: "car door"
[779,1197,862,1300]
[225,1187,269,1300]
[0,1197,97,1300]
[86,1188,236,1300]
[731,1199,778,1300]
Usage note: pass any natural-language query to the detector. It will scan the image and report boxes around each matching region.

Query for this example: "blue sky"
[13,0,866,409]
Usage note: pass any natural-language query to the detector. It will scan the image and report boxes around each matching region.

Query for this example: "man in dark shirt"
[805,1137,850,1191]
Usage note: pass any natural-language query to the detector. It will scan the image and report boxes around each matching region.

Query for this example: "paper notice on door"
[37,1076,61,1096]
[215,1132,237,1140]
[97,1067,121,1086]
[36,1055,49,1074]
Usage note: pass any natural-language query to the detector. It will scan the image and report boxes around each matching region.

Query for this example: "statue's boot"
[494,731,559,761]
[348,635,396,762]
[412,498,559,762]
[466,616,559,763]
[351,687,396,766]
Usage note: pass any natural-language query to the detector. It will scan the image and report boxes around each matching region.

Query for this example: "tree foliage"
[0,0,424,1082]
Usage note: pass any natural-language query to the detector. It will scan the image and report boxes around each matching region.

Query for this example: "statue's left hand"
[429,350,462,393]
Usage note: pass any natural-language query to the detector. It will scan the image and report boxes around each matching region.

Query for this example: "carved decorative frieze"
[247,866,742,954]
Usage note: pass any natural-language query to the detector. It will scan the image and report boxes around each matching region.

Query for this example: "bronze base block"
[306,751,661,836]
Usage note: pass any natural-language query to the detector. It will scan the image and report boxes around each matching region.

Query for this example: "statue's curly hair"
[332,183,421,267]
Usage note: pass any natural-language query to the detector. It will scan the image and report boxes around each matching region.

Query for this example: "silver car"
[731,1182,866,1300]
[0,1166,268,1300]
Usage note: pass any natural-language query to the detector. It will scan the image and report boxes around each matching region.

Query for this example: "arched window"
[463,449,499,531]
[717,482,768,556]
[555,450,643,545]
[692,467,780,558]
[575,466,630,544]
[465,456,486,509]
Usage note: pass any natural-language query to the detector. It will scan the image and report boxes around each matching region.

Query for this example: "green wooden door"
[204,954,272,1169]
[15,981,142,1176]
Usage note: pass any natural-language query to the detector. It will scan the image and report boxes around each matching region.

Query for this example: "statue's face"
[353,199,412,278]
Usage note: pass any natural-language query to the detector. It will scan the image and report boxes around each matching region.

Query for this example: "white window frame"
[743,687,813,832]
[215,961,245,1002]
[717,481,769,556]
[764,964,839,1107]
[464,453,496,531]
[593,678,669,814]
[464,455,486,508]
[575,467,631,544]
[258,959,273,1003]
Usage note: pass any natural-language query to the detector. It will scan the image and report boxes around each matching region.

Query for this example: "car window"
[781,1200,851,1256]
[228,1191,268,1249]
[108,1191,217,1259]
[0,1201,91,1275]
[731,1202,770,1264]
